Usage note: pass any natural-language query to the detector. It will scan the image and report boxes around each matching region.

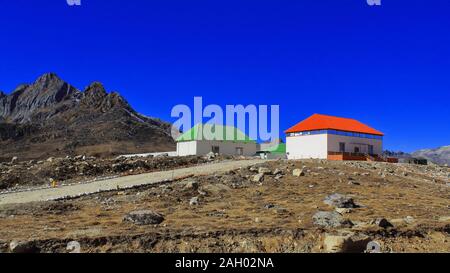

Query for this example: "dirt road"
[0,159,265,206]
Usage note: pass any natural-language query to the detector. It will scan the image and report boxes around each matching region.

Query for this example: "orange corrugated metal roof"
[285,114,384,136]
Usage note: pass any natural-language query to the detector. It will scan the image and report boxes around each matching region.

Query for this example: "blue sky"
[0,0,449,152]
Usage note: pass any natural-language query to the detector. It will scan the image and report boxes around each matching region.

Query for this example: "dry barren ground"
[0,159,449,253]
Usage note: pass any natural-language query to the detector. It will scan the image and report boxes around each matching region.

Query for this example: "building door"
[354,147,360,154]
[212,146,220,154]
[368,145,374,155]
[235,147,243,156]
[339,142,346,153]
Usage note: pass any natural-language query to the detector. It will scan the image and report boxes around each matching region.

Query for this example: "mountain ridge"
[0,73,175,161]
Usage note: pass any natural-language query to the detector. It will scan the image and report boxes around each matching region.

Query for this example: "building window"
[354,147,360,153]
[368,145,374,155]
[212,146,220,154]
[339,142,346,153]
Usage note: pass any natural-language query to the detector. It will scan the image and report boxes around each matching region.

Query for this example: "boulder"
[252,173,265,183]
[205,152,216,160]
[371,218,394,229]
[273,168,282,175]
[189,196,200,206]
[313,211,354,228]
[183,180,199,190]
[292,169,305,177]
[323,232,372,253]
[10,157,18,164]
[201,183,231,195]
[335,208,352,215]
[123,210,164,225]
[66,241,81,253]
[404,216,415,224]
[324,193,358,208]
[258,167,272,175]
[9,241,40,253]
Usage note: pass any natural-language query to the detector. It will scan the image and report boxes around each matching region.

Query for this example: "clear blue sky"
[0,0,449,152]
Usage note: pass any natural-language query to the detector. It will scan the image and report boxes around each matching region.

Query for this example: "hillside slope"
[0,73,175,161]
[412,146,450,166]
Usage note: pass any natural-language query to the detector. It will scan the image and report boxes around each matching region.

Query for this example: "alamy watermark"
[171,97,280,144]
[367,0,381,6]
[66,0,81,6]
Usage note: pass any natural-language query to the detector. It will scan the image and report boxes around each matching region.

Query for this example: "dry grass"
[0,160,448,253]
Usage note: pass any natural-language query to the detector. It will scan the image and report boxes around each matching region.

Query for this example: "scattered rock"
[335,208,352,215]
[292,169,305,177]
[258,167,272,175]
[9,241,39,253]
[66,241,81,253]
[10,157,18,164]
[371,218,394,229]
[313,211,354,228]
[201,183,231,195]
[183,180,199,190]
[404,216,415,224]
[252,173,265,183]
[123,210,164,225]
[273,168,282,175]
[189,196,200,206]
[205,152,216,160]
[324,193,358,208]
[322,232,371,253]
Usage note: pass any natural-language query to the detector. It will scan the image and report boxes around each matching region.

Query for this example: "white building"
[176,124,258,157]
[285,114,384,161]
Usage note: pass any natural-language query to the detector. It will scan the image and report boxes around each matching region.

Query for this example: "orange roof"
[285,114,384,136]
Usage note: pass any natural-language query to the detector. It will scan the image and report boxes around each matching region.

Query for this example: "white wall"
[177,140,258,156]
[196,140,257,156]
[177,141,197,156]
[286,134,328,159]
[327,134,383,155]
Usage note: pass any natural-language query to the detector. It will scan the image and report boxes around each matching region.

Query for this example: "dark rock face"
[0,73,79,123]
[0,73,175,161]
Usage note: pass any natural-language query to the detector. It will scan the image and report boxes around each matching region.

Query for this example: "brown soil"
[0,160,448,253]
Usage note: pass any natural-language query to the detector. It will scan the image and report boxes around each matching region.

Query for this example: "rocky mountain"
[412,146,450,166]
[0,73,175,161]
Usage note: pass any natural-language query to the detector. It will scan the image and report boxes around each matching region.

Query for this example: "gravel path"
[0,159,265,206]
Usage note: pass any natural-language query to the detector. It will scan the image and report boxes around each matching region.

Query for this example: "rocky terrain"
[0,73,175,161]
[0,154,228,191]
[0,159,448,253]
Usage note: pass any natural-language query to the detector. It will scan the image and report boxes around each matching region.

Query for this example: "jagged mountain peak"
[0,74,175,160]
[35,72,61,83]
[0,73,80,123]
[0,91,5,98]
[82,82,107,102]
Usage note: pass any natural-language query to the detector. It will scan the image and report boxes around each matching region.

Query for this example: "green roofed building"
[257,139,287,159]
[176,124,258,156]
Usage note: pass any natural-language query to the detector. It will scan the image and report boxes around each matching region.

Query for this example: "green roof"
[176,124,256,143]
